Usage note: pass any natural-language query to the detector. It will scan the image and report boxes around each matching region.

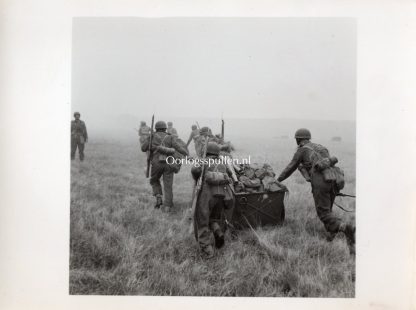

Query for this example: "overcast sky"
[72,17,356,124]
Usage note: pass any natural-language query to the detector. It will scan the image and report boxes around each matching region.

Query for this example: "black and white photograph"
[2,1,416,309]
[70,17,356,296]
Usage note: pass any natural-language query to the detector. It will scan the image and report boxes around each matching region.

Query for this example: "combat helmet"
[191,124,197,130]
[74,112,80,117]
[294,128,311,140]
[199,126,210,135]
[167,121,173,126]
[155,121,167,130]
[206,142,220,156]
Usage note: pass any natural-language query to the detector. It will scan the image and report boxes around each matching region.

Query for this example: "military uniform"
[167,127,178,137]
[71,117,88,161]
[194,127,218,157]
[186,128,200,154]
[141,128,188,210]
[278,140,346,234]
[191,144,235,257]
[138,124,151,145]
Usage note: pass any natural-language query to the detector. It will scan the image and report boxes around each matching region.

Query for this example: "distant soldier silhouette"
[277,128,355,252]
[141,121,188,212]
[138,121,151,145]
[186,124,200,154]
[194,127,217,157]
[191,142,234,259]
[166,121,178,137]
[71,112,88,161]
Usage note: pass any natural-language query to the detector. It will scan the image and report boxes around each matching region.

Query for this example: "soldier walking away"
[194,126,216,157]
[71,112,88,161]
[167,121,178,137]
[138,121,151,145]
[277,128,356,253]
[186,124,200,154]
[191,142,235,259]
[141,121,188,212]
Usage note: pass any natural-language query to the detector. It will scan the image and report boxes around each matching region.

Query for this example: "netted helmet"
[155,121,167,130]
[294,128,311,139]
[206,142,220,156]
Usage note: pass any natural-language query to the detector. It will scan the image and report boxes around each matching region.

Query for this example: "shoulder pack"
[302,144,345,190]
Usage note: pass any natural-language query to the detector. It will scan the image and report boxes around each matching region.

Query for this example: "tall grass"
[70,137,355,296]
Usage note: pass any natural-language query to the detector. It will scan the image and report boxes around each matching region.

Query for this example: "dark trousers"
[311,171,342,233]
[71,137,85,160]
[150,160,174,207]
[194,187,234,250]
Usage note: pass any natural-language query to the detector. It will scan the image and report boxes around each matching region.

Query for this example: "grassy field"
[70,135,355,297]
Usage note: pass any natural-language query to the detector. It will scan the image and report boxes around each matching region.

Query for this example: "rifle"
[196,121,200,130]
[221,118,224,140]
[145,115,155,178]
[189,137,209,237]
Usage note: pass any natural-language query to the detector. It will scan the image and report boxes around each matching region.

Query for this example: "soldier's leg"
[162,166,174,210]
[150,162,164,208]
[194,190,215,257]
[78,142,85,161]
[209,198,225,249]
[71,138,77,160]
[311,173,343,234]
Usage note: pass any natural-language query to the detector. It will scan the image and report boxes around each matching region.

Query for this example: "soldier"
[191,142,235,258]
[141,121,188,212]
[71,112,88,161]
[138,121,151,145]
[277,128,355,252]
[186,125,200,153]
[167,121,178,137]
[194,126,216,157]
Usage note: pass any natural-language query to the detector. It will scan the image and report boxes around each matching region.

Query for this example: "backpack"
[205,165,233,204]
[302,143,345,190]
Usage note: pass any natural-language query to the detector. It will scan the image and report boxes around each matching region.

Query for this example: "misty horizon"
[72,17,356,126]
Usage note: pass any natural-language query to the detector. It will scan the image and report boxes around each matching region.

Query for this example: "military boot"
[154,195,163,209]
[214,229,225,249]
[210,222,225,249]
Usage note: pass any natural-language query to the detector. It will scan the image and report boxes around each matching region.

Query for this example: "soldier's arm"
[171,136,189,156]
[277,148,304,182]
[186,132,194,147]
[83,122,88,141]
